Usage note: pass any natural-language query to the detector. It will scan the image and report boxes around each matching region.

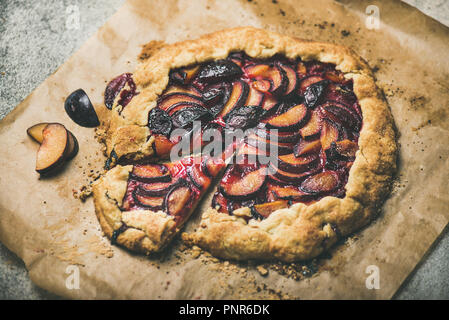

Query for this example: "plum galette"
[93,27,397,261]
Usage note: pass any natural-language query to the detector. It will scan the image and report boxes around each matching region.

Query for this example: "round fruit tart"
[93,27,397,261]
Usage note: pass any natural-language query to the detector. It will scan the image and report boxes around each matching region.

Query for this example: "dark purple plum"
[64,89,100,128]
[224,105,265,129]
[304,80,329,109]
[197,60,242,83]
[104,73,137,109]
[148,108,173,136]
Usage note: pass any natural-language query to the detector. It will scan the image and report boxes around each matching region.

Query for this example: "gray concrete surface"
[0,0,448,300]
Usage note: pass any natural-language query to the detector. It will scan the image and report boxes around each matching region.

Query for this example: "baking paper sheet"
[0,0,448,299]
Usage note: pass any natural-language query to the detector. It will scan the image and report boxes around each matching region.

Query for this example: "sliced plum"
[300,171,340,194]
[320,120,340,150]
[300,109,322,140]
[277,153,319,173]
[269,184,309,201]
[197,60,242,83]
[104,73,134,110]
[299,75,326,94]
[245,84,264,107]
[148,108,173,136]
[203,82,232,117]
[169,65,200,85]
[252,79,272,93]
[245,64,288,96]
[27,122,49,144]
[65,89,100,128]
[138,181,174,197]
[165,183,192,216]
[158,93,205,112]
[264,104,308,131]
[260,95,279,116]
[220,166,267,200]
[164,85,202,97]
[224,105,265,129]
[247,134,294,155]
[254,127,301,143]
[219,80,249,117]
[278,63,297,96]
[133,187,165,211]
[268,163,315,183]
[130,164,171,183]
[296,61,307,79]
[211,191,228,212]
[171,105,210,128]
[294,139,321,157]
[325,139,358,163]
[304,80,329,109]
[187,164,210,190]
[320,101,362,132]
[65,131,79,160]
[251,200,288,220]
[202,156,226,178]
[153,134,177,158]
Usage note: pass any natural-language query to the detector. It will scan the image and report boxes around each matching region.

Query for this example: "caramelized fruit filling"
[113,52,362,220]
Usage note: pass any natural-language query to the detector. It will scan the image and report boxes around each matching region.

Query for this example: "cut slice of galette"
[93,27,397,260]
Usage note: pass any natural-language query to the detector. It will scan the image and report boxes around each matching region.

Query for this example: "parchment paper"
[0,0,448,299]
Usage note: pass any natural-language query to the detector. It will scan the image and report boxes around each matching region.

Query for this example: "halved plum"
[251,200,288,219]
[300,109,322,140]
[264,104,308,131]
[220,166,267,200]
[277,153,319,173]
[294,139,321,157]
[165,183,192,216]
[130,164,171,183]
[300,171,340,194]
[197,60,242,83]
[219,80,249,118]
[35,123,70,174]
[27,123,49,143]
[132,187,165,211]
[65,89,100,127]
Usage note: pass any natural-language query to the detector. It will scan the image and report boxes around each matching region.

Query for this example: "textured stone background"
[0,0,448,299]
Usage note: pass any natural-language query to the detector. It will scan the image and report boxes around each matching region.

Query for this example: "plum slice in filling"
[114,52,362,222]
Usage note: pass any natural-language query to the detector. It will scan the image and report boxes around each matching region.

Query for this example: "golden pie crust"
[93,27,397,261]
